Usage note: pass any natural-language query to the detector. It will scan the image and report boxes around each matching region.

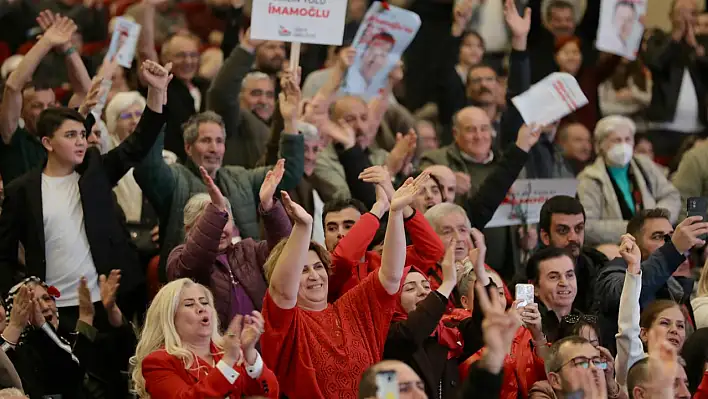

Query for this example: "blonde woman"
[692,263,708,329]
[131,279,278,399]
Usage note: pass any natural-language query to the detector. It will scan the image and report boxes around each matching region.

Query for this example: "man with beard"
[538,195,608,314]
[159,33,209,161]
[207,29,274,168]
[593,208,708,354]
[558,122,593,175]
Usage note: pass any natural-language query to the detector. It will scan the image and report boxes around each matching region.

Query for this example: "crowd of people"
[0,0,708,398]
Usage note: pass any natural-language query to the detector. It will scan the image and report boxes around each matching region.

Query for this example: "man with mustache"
[207,29,277,168]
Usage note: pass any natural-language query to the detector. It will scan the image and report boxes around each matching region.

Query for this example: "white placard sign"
[596,0,645,60]
[511,72,589,127]
[341,1,421,100]
[250,0,348,45]
[485,179,578,228]
[105,17,141,69]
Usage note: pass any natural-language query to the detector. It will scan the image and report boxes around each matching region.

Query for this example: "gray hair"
[0,388,26,399]
[297,120,319,142]
[183,193,232,230]
[241,72,272,92]
[424,202,470,232]
[593,115,636,150]
[456,265,476,299]
[182,111,225,146]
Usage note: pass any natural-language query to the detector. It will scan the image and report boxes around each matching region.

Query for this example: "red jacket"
[696,372,708,399]
[142,347,279,399]
[459,327,546,399]
[328,210,445,301]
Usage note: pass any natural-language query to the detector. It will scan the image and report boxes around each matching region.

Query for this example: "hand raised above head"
[140,60,174,92]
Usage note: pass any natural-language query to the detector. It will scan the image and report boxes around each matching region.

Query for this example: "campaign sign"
[486,179,578,228]
[250,0,348,45]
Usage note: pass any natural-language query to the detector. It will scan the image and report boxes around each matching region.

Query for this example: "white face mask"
[605,142,633,166]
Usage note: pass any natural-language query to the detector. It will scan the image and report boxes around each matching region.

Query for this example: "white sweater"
[615,270,646,390]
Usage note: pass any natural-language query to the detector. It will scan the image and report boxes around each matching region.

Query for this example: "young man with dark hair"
[594,208,708,353]
[538,195,606,314]
[0,60,172,329]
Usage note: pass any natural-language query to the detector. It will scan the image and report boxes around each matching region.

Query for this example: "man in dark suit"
[0,59,172,330]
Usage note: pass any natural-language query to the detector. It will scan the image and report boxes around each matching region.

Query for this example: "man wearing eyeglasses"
[530,336,613,399]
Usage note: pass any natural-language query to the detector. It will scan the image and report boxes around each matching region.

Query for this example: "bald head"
[424,164,456,203]
[359,360,427,399]
[161,34,200,81]
[332,95,372,148]
[453,106,494,161]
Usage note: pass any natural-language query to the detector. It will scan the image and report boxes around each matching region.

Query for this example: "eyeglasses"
[119,110,143,120]
[561,313,598,325]
[553,356,608,372]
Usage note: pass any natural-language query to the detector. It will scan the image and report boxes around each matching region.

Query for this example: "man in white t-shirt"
[0,60,171,329]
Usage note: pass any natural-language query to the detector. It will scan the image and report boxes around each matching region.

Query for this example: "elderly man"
[558,122,593,175]
[578,116,681,246]
[134,91,304,282]
[207,30,275,168]
[358,360,427,399]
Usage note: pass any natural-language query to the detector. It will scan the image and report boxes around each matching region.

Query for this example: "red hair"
[554,35,581,54]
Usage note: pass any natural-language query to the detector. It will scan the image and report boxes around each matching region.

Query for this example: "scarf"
[392,266,464,359]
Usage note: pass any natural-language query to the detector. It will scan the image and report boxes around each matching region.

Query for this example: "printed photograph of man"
[358,31,395,89]
[614,0,637,47]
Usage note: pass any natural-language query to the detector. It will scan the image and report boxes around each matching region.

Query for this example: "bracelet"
[0,333,18,347]
[63,46,77,57]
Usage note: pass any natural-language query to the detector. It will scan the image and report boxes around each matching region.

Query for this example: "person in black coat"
[0,60,172,329]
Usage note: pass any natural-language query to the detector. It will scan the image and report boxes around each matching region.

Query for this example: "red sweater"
[696,372,708,399]
[261,273,397,399]
[328,210,445,301]
[142,345,278,399]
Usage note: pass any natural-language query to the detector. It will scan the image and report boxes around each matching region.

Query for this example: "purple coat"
[167,200,292,327]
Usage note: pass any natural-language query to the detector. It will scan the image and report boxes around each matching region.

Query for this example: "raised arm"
[379,173,431,295]
[0,16,75,143]
[167,168,230,282]
[102,60,172,185]
[267,192,314,309]
[313,47,353,107]
[136,0,159,62]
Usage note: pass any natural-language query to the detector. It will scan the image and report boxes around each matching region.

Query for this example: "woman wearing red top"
[131,278,278,399]
[261,174,431,399]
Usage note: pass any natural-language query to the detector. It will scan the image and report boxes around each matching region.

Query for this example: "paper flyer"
[511,72,589,126]
[341,2,421,100]
[595,0,645,60]
[105,17,141,69]
[485,179,579,228]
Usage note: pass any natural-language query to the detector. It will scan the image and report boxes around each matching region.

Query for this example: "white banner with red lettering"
[485,179,578,228]
[250,0,348,45]
[511,72,588,127]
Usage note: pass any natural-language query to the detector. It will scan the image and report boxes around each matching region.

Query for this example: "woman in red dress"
[261,174,431,399]
[130,278,278,399]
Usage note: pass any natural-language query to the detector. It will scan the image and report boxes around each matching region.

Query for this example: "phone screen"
[375,370,399,399]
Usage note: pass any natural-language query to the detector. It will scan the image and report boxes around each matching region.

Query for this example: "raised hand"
[222,314,244,366]
[29,295,46,328]
[260,159,285,211]
[99,270,121,312]
[515,123,542,152]
[672,216,708,253]
[647,337,680,399]
[140,60,174,92]
[239,27,264,51]
[452,0,475,36]
[200,166,227,212]
[358,165,395,201]
[476,281,521,373]
[619,234,641,274]
[78,76,106,116]
[598,346,621,397]
[387,60,404,88]
[519,303,543,340]
[504,0,531,39]
[390,172,430,212]
[240,311,265,364]
[326,119,356,150]
[438,238,458,297]
[8,285,32,331]
[78,276,95,325]
[40,14,77,49]
[281,191,313,226]
[454,172,472,195]
[336,47,356,72]
[385,130,417,176]
[279,68,302,129]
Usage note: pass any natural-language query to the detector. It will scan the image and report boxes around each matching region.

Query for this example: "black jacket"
[161,77,208,162]
[593,241,687,354]
[643,32,708,126]
[0,107,166,299]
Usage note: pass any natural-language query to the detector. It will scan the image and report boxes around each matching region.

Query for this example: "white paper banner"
[250,0,348,45]
[485,179,578,228]
[512,72,589,127]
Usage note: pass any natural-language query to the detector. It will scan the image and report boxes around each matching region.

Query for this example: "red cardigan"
[142,346,279,399]
[328,210,445,301]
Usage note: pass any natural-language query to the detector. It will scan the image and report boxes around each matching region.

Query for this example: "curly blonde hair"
[130,279,224,398]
